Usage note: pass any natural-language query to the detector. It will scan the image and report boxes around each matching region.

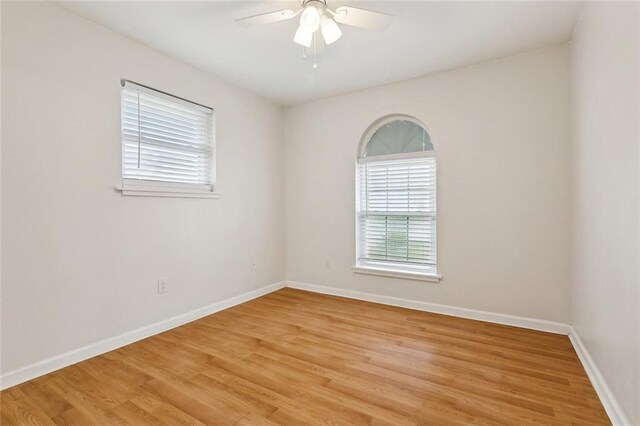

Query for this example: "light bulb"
[300,5,320,32]
[320,16,342,45]
[294,25,313,47]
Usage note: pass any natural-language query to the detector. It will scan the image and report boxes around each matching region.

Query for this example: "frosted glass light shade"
[300,5,320,32]
[294,25,313,47]
[321,16,342,45]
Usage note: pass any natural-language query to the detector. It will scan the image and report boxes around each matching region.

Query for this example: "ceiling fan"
[235,0,394,50]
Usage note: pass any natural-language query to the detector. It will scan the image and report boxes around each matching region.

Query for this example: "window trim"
[115,180,222,199]
[352,265,442,283]
[117,79,219,199]
[355,114,439,281]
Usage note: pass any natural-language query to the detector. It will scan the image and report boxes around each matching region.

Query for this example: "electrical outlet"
[251,259,257,271]
[157,277,168,294]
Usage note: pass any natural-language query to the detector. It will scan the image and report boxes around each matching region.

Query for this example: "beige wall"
[284,45,571,323]
[570,2,639,424]
[1,2,285,375]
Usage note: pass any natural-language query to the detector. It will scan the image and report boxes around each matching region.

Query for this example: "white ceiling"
[57,1,584,106]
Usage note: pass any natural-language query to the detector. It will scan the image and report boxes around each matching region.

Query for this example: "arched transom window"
[356,116,437,278]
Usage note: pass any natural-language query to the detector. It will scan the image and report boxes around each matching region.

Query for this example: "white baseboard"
[569,327,630,426]
[0,281,286,391]
[286,281,571,335]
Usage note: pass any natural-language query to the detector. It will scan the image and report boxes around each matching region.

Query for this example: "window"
[354,116,439,281]
[118,80,218,198]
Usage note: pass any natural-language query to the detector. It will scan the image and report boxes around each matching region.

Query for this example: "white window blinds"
[358,155,437,273]
[121,81,214,189]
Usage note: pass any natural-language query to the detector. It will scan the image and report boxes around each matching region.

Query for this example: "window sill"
[352,265,442,283]
[115,184,222,199]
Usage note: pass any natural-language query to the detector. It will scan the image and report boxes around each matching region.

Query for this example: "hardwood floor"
[1,288,610,425]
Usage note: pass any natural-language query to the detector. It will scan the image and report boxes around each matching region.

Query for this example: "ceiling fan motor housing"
[301,0,328,7]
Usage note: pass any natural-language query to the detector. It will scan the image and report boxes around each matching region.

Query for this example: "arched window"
[355,115,437,278]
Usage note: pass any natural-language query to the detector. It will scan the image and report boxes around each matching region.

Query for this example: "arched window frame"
[353,114,440,282]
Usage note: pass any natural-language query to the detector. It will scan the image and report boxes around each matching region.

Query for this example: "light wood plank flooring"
[1,288,610,425]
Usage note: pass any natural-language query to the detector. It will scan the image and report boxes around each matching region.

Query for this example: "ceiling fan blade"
[332,6,393,31]
[235,9,297,28]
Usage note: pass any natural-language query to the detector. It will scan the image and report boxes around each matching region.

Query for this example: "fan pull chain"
[312,33,318,70]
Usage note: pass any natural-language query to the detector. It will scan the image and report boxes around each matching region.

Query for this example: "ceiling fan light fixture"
[236,2,394,57]
[294,25,313,47]
[320,16,342,45]
[300,4,321,32]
